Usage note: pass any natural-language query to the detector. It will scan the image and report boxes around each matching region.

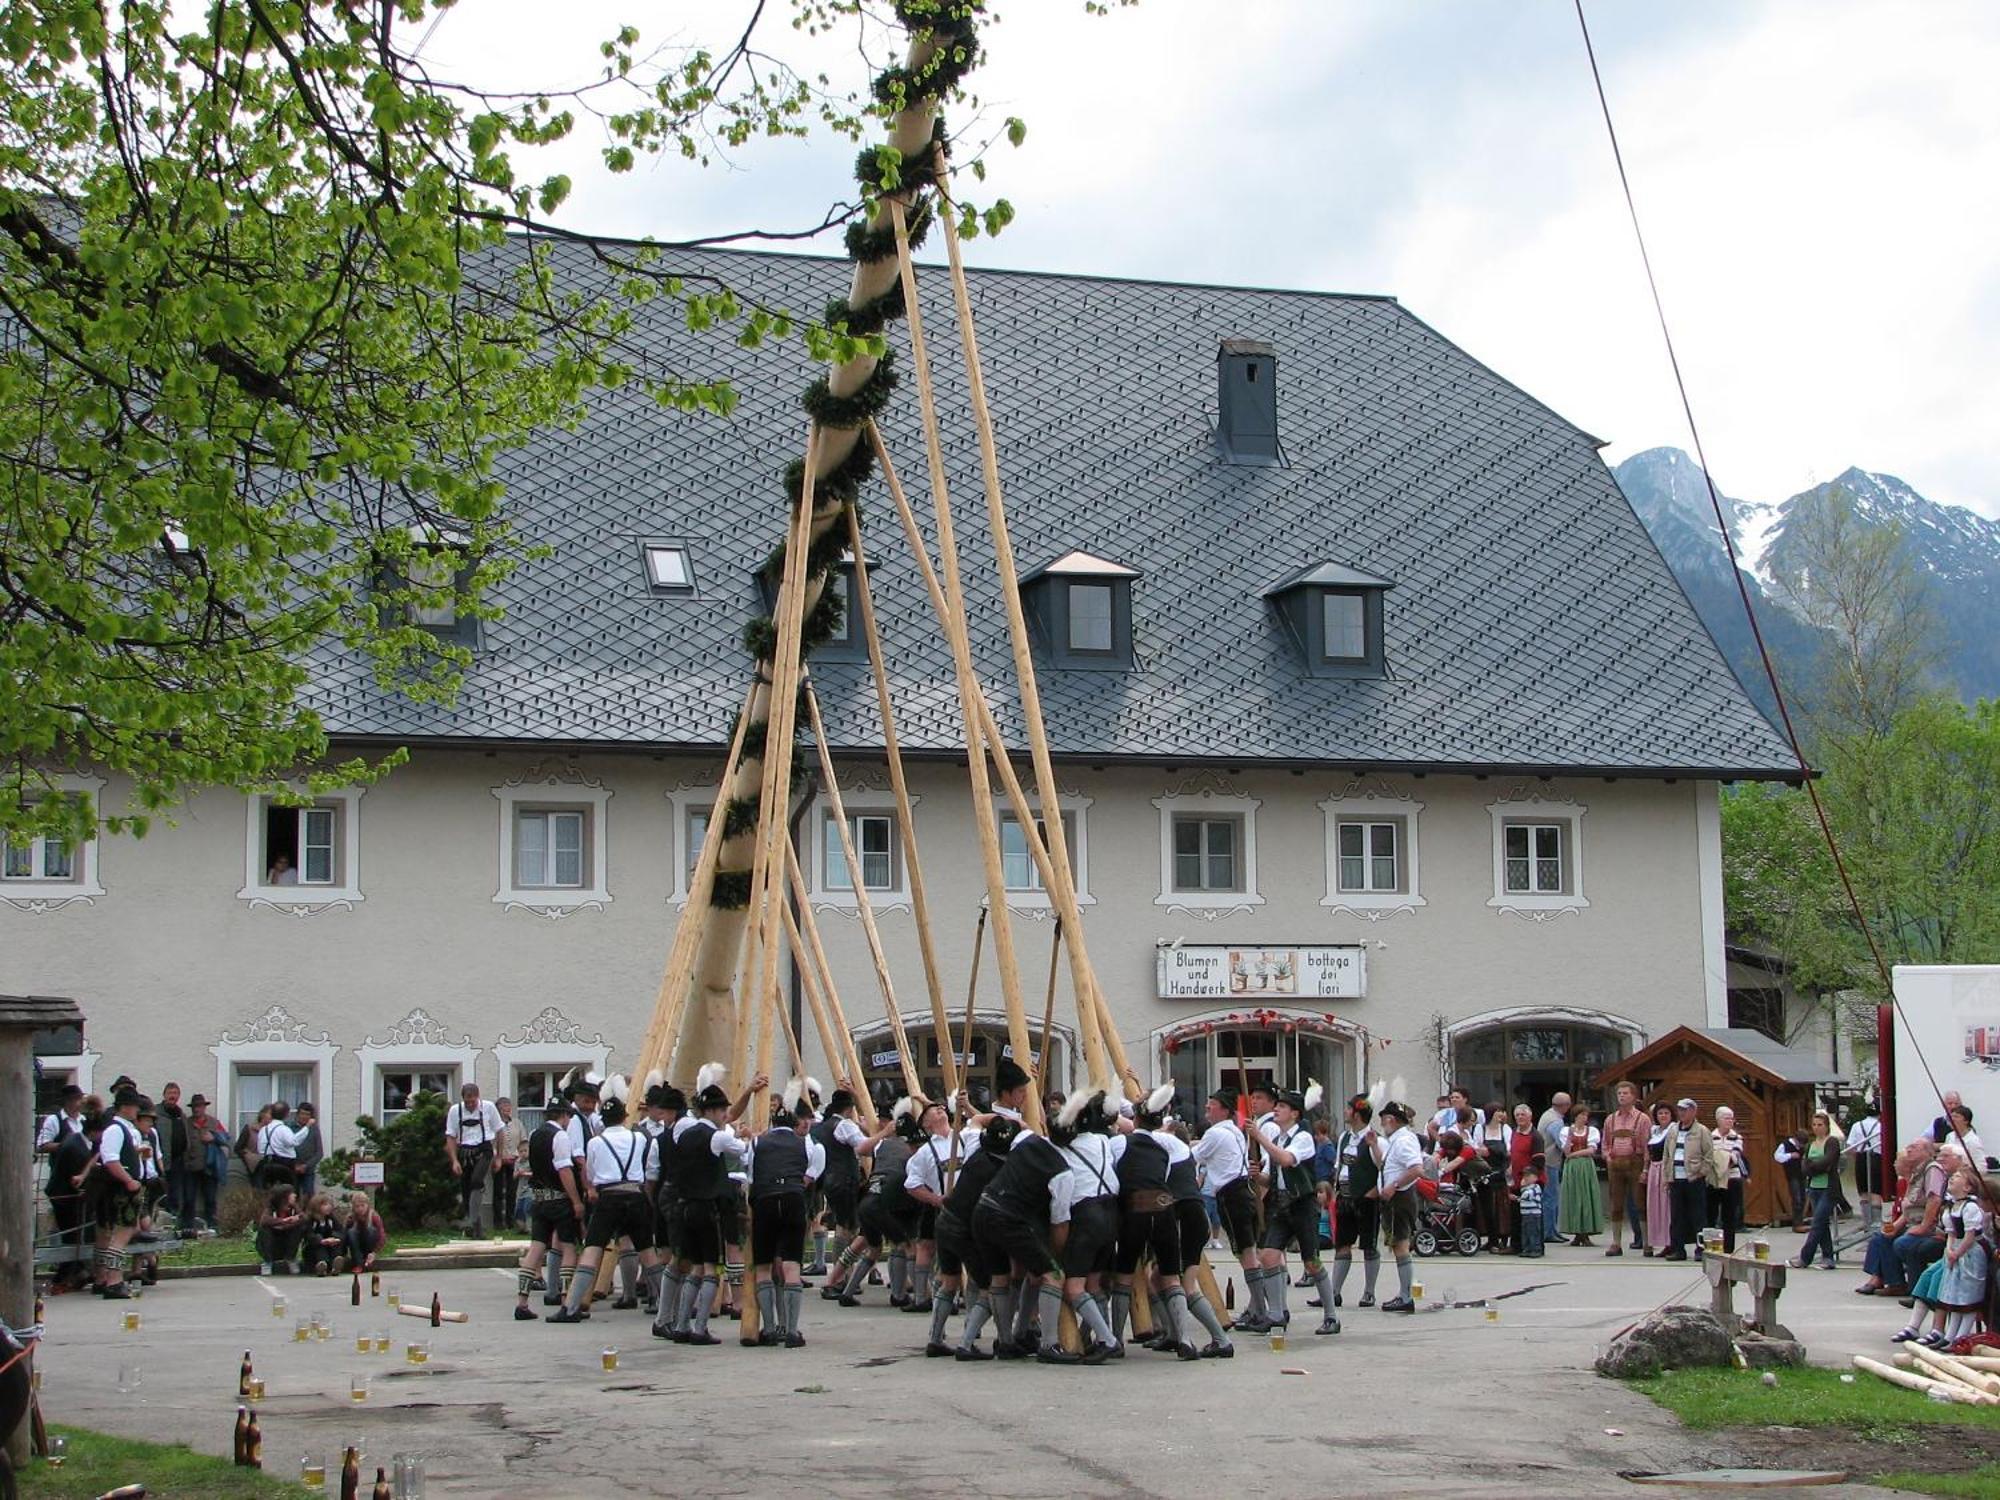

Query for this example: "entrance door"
[1212,1030,1282,1095]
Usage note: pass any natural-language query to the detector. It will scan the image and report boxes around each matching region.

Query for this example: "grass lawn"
[172,1227,524,1267]
[26,1424,312,1498]
[1634,1365,2000,1436]
[1875,1464,2000,1496]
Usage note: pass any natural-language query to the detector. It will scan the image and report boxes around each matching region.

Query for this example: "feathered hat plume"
[1303,1079,1324,1114]
[695,1062,726,1097]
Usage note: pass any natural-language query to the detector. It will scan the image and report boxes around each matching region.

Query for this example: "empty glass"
[115,1363,141,1395]
[393,1452,426,1499]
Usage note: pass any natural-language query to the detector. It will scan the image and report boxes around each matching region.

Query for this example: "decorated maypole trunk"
[666,3,980,1087]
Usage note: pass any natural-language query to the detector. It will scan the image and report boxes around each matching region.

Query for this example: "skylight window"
[642,542,693,592]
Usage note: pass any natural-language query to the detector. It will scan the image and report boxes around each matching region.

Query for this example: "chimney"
[1215,339,1279,465]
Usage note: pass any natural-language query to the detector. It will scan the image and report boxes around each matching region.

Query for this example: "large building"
[3,245,1798,1145]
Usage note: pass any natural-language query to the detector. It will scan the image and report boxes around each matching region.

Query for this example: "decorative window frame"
[665,774,726,907]
[493,1006,610,1095]
[1152,774,1264,917]
[1486,785,1589,920]
[492,762,613,918]
[1318,780,1425,919]
[354,1007,480,1124]
[1,772,107,914]
[848,1009,1077,1094]
[809,776,915,914]
[237,785,365,916]
[997,789,1095,917]
[1443,1004,1647,1056]
[208,1004,339,1136]
[37,1047,101,1093]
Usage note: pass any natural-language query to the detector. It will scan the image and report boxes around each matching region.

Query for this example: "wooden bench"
[1701,1248,1792,1340]
[34,1232,188,1271]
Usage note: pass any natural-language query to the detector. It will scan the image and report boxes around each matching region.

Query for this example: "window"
[1067,584,1114,654]
[1322,591,1366,661]
[261,802,340,887]
[1451,1022,1629,1115]
[1503,822,1567,895]
[825,811,896,892]
[1172,815,1242,893]
[407,546,460,628]
[378,1068,456,1123]
[238,787,364,909]
[999,811,1078,891]
[685,806,712,883]
[642,542,692,591]
[512,1065,587,1134]
[233,1066,314,1137]
[1337,819,1402,893]
[2,830,74,882]
[515,807,587,889]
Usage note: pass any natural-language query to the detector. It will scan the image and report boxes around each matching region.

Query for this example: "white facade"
[3,749,1727,1147]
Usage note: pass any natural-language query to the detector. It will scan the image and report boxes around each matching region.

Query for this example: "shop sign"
[1156,944,1365,1000]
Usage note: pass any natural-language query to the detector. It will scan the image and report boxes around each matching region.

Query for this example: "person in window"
[266,853,299,886]
[339,1192,387,1273]
[301,1193,345,1275]
[256,1187,307,1276]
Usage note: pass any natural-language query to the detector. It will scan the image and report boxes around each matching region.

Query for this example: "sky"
[420,0,2000,517]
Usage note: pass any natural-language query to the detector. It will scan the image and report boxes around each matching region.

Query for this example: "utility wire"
[1570,1,1970,1164]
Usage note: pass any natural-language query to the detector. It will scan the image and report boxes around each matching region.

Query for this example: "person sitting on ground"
[301,1193,345,1275]
[256,1186,307,1276]
[341,1192,388,1273]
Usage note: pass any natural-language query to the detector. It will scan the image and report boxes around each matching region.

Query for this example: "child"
[1518,1167,1545,1258]
[1937,1167,1990,1348]
[301,1193,344,1275]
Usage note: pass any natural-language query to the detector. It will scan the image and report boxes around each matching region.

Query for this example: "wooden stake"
[1036,919,1063,1089]
[877,208,1042,1132]
[960,904,987,1080]
[845,509,959,1102]
[1910,1343,2000,1395]
[784,841,882,1126]
[1855,1354,1995,1404]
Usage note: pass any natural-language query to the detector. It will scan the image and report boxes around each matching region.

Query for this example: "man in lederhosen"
[661,1065,755,1345]
[745,1082,824,1348]
[1112,1084,1199,1359]
[1040,1088,1124,1364]
[1192,1087,1261,1327]
[828,1099,916,1306]
[808,1086,866,1277]
[92,1089,148,1298]
[936,1114,1020,1359]
[639,1078,682,1320]
[902,1099,954,1318]
[1327,1094,1381,1310]
[1251,1086,1339,1336]
[445,1083,504,1240]
[970,1108,1075,1361]
[549,1096,659,1324]
[513,1097,582,1321]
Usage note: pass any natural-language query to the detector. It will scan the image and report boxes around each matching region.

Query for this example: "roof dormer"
[1023,549,1140,670]
[755,551,865,664]
[1264,561,1393,679]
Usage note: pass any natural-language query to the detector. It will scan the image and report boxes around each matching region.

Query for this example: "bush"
[216,1183,263,1237]
[346,1092,456,1230]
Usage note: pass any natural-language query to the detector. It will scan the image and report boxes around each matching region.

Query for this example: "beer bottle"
[370,1271,381,1298]
[244,1409,263,1470]
[371,1467,394,1500]
[350,1271,362,1307]
[339,1445,361,1500]
[238,1351,253,1398]
[233,1405,249,1466]
[430,1291,442,1327]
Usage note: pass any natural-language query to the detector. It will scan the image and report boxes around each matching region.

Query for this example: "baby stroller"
[1414,1180,1482,1257]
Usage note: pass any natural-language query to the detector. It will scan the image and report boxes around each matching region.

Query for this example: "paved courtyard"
[39,1231,1910,1498]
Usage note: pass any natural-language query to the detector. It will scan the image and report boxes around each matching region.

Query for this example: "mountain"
[1614,449,2000,718]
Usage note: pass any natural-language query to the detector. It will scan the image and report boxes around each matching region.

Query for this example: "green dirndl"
[1557,1154,1605,1235]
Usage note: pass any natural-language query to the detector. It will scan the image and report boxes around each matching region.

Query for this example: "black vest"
[528,1123,567,1189]
[811,1115,859,1188]
[1271,1125,1315,1199]
[1119,1132,1170,1194]
[673,1119,729,1201]
[651,1120,680,1202]
[870,1137,914,1212]
[983,1135,1070,1221]
[944,1142,1011,1218]
[1338,1128,1380,1197]
[1166,1149,1200,1201]
[751,1128,810,1200]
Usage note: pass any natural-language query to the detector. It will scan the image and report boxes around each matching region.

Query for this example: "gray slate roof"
[309,241,1797,777]
[1704,1028,1847,1085]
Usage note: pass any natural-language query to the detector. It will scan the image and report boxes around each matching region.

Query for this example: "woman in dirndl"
[1643,1101,1674,1256]
[1557,1107,1605,1247]
[1936,1166,1992,1347]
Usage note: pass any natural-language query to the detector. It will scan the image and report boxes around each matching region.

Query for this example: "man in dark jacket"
[291,1103,325,1197]
[157,1083,191,1223]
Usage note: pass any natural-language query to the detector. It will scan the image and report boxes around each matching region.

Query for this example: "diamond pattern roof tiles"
[306,243,1796,778]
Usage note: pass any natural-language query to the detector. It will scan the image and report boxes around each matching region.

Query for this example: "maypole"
[662,1,979,1088]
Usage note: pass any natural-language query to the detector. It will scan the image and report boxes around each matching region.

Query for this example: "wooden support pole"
[782,898,875,1129]
[1857,1353,1996,1404]
[1037,919,1063,1091]
[876,208,1043,1132]
[844,509,959,1102]
[960,904,987,1084]
[804,689,923,1102]
[784,841,883,1126]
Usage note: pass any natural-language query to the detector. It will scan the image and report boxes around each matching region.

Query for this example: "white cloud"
[421,0,2000,514]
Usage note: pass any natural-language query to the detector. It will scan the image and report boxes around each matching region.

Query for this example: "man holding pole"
[1193,1088,1261,1327]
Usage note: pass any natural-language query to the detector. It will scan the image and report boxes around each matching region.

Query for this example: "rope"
[1571,0,1966,1159]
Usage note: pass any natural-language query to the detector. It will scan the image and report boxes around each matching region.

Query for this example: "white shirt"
[904,1134,952,1199]
[99,1116,143,1175]
[1849,1116,1883,1155]
[138,1126,162,1180]
[1715,1129,1748,1182]
[38,1110,81,1149]
[1056,1133,1121,1222]
[960,1104,1035,1160]
[1257,1119,1313,1174]
[585,1126,653,1188]
[1377,1125,1423,1194]
[446,1100,504,1147]
[257,1119,299,1161]
[564,1113,596,1166]
[1150,1128,1193,1171]
[1192,1119,1249,1189]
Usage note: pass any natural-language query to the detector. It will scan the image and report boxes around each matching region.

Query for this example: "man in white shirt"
[92,1089,148,1298]
[1373,1101,1425,1314]
[747,1089,826,1348]
[1253,1086,1339,1336]
[255,1102,300,1190]
[37,1083,86,1156]
[1849,1107,1885,1232]
[903,1101,954,1317]
[548,1094,660,1324]
[1192,1088,1261,1318]
[444,1083,505,1239]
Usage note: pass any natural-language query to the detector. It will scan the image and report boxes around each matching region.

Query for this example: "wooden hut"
[1592,1026,1845,1228]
